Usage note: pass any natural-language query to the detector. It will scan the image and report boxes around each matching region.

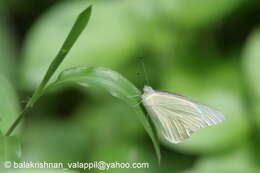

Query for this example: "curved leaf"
[47,66,161,162]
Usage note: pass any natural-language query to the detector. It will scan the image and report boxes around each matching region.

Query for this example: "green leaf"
[5,6,92,136]
[47,66,161,162]
[0,132,21,164]
[0,76,20,135]
[21,1,138,90]
[27,6,92,108]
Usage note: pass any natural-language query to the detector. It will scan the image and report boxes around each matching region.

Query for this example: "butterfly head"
[143,85,154,94]
[142,85,155,100]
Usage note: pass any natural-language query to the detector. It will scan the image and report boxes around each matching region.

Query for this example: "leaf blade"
[27,6,92,108]
[5,6,92,136]
[48,66,161,162]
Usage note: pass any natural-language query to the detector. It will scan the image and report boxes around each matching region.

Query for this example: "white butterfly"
[142,85,225,144]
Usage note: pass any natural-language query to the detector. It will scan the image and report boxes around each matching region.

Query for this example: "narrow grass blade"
[27,6,92,108]
[5,6,92,136]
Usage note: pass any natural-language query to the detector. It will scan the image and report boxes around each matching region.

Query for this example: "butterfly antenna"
[140,57,150,86]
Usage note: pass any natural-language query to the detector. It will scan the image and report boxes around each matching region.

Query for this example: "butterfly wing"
[142,91,225,144]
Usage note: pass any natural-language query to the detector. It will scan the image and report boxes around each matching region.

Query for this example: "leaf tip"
[81,5,93,17]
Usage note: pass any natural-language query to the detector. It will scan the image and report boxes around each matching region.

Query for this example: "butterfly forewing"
[142,87,225,144]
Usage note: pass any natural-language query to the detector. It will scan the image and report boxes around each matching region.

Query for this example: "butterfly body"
[142,85,225,144]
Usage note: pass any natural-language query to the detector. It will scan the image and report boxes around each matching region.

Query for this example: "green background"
[1,0,260,172]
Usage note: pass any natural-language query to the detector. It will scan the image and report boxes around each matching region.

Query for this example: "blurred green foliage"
[0,76,20,134]
[0,132,21,164]
[161,0,246,28]
[1,0,260,172]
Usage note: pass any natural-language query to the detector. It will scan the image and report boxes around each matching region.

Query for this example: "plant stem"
[5,107,31,136]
